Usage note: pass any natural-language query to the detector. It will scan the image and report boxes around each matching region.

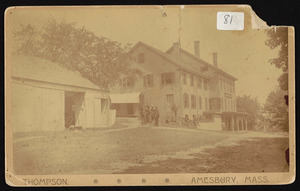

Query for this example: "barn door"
[94,98,102,126]
[94,98,108,127]
[101,99,108,125]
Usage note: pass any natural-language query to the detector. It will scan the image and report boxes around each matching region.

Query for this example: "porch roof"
[222,111,248,116]
[110,92,141,104]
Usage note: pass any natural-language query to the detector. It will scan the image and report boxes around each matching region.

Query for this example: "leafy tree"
[263,89,288,132]
[13,24,42,56]
[13,19,138,88]
[236,95,261,130]
[265,27,288,90]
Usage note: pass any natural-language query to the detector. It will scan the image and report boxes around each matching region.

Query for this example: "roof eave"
[179,48,237,81]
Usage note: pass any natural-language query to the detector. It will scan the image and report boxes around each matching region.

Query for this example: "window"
[197,77,202,89]
[182,72,187,85]
[221,98,223,110]
[228,83,230,92]
[143,74,154,87]
[183,93,189,108]
[191,95,196,109]
[205,97,208,110]
[233,84,235,93]
[204,80,208,90]
[227,82,229,92]
[233,100,236,110]
[219,79,222,90]
[190,75,194,87]
[199,97,202,110]
[224,98,227,110]
[122,77,134,87]
[138,53,145,63]
[161,72,175,85]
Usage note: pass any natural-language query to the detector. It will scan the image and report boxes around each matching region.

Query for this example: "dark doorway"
[65,91,85,128]
[65,92,75,128]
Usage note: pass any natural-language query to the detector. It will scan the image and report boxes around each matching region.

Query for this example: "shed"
[11,54,112,132]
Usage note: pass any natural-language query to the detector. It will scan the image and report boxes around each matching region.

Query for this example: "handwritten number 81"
[224,14,233,24]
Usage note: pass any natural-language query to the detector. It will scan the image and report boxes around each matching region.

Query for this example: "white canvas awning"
[110,93,140,103]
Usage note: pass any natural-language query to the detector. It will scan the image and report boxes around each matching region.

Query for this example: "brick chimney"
[212,52,218,67]
[194,41,200,58]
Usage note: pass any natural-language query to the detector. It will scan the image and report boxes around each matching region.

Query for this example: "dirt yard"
[13,127,289,175]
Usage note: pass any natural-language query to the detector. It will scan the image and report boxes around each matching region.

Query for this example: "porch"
[222,111,248,131]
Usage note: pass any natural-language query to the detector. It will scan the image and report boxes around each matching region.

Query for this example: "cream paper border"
[4,5,295,186]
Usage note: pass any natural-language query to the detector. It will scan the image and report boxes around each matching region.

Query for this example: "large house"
[10,54,114,132]
[110,41,248,131]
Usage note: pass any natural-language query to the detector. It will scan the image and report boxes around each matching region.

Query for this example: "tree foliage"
[262,89,288,132]
[13,19,138,89]
[236,95,261,130]
[265,27,288,90]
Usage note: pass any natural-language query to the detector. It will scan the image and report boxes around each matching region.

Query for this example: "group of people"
[140,105,160,126]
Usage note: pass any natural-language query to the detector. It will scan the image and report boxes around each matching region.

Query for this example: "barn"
[11,54,113,132]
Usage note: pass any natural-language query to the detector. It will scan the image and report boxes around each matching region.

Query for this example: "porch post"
[241,118,244,130]
[231,115,235,131]
[245,118,248,130]
[235,117,238,131]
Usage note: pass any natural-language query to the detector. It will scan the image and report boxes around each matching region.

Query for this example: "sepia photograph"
[5,5,295,186]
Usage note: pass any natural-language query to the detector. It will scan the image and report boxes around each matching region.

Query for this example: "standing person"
[150,105,155,123]
[140,106,146,125]
[153,106,160,126]
[145,105,150,124]
[171,104,178,122]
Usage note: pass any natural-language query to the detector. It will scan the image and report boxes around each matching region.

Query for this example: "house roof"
[126,41,211,79]
[127,41,182,67]
[166,44,237,81]
[11,54,105,91]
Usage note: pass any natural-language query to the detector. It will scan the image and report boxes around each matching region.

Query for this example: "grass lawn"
[13,127,289,175]
[123,137,289,173]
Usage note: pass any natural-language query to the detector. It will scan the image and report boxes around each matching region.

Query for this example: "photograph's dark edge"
[1,0,298,191]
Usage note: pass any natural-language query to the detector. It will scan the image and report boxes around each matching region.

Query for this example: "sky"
[7,5,283,104]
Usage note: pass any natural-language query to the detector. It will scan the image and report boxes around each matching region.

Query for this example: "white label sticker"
[217,12,244,30]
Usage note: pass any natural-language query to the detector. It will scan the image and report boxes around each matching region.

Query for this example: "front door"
[166,94,174,114]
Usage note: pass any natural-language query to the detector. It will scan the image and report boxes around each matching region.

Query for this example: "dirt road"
[13,127,289,174]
